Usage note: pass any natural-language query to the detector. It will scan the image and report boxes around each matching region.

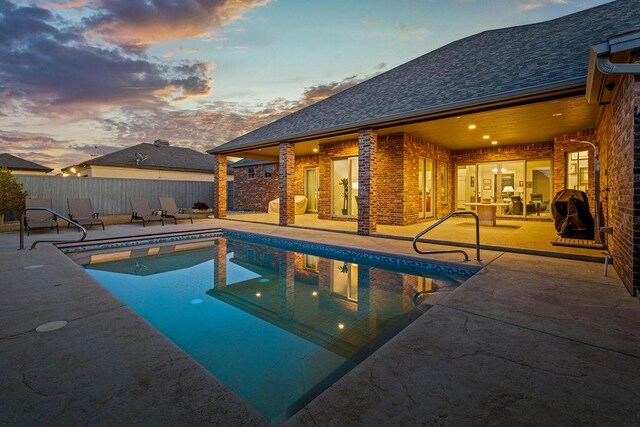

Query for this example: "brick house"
[209,1,640,296]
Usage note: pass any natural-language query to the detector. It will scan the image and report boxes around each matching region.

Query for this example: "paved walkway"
[0,219,638,425]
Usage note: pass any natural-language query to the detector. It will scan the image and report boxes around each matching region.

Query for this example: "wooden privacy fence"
[15,175,214,216]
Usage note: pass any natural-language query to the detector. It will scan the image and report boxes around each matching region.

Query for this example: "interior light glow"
[312,147,319,153]
[70,167,77,173]
[468,124,476,130]
[491,168,498,173]
[482,135,490,139]
[552,113,563,117]
[491,141,498,145]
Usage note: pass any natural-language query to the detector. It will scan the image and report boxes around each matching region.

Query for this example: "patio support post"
[358,128,378,234]
[213,239,227,290]
[278,251,295,318]
[279,142,295,226]
[212,154,227,218]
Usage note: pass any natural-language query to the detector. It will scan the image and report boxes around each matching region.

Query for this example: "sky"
[0,0,613,173]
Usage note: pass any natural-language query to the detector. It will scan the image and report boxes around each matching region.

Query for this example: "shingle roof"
[210,0,640,154]
[70,143,214,173]
[0,153,52,172]
[230,158,277,168]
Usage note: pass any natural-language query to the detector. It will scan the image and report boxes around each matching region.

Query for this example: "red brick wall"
[294,155,319,196]
[233,163,278,212]
[404,133,453,222]
[597,73,638,295]
[452,142,554,164]
[377,134,405,225]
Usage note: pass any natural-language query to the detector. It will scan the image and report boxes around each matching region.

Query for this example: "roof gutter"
[586,28,640,104]
[209,78,586,155]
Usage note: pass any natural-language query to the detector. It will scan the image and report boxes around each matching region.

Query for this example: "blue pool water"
[78,234,472,422]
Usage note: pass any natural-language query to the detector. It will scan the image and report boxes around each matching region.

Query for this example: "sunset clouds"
[83,0,270,51]
[0,0,607,173]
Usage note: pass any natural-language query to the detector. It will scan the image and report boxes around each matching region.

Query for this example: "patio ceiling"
[232,94,599,160]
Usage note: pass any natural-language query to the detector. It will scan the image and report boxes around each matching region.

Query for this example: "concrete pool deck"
[0,219,638,425]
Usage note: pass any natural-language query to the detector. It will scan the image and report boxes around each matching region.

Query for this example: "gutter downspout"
[595,56,640,75]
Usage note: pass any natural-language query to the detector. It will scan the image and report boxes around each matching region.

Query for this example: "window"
[304,255,319,271]
[264,166,273,178]
[247,167,255,179]
[263,252,272,266]
[567,151,588,192]
[439,164,448,202]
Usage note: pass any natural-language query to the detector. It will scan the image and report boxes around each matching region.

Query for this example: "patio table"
[463,202,511,226]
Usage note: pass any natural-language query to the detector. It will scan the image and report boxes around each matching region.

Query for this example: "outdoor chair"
[159,197,193,224]
[67,198,104,230]
[130,198,164,227]
[24,198,58,236]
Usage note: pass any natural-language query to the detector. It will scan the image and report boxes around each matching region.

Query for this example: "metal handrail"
[19,207,87,250]
[412,211,481,261]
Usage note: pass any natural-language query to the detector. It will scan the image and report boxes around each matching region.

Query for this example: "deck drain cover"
[23,265,44,270]
[35,321,68,333]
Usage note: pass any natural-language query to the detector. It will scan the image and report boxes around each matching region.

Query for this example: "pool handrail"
[412,211,481,261]
[19,207,87,250]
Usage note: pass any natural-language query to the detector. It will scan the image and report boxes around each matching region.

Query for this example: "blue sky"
[0,0,612,171]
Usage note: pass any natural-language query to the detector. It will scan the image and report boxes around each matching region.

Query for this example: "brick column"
[279,142,295,226]
[278,250,295,319]
[212,154,227,218]
[358,129,378,234]
[213,239,227,290]
[357,265,374,345]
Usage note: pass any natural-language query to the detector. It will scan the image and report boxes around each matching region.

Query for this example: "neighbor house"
[63,139,229,182]
[0,153,52,175]
[209,1,640,295]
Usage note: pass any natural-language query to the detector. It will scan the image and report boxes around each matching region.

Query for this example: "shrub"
[0,168,27,223]
[192,201,210,210]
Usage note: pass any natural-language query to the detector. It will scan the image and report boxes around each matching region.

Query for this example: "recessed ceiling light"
[552,113,563,117]
[312,147,318,153]
[468,124,476,130]
[482,135,490,139]
[491,141,498,145]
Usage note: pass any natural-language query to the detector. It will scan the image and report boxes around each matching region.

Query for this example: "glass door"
[304,167,319,212]
[456,164,477,210]
[418,158,434,218]
[332,157,358,217]
[499,160,524,218]
[525,159,552,218]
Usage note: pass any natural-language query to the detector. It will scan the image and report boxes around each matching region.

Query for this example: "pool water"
[78,234,471,423]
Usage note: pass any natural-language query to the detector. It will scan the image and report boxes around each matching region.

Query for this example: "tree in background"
[0,168,27,225]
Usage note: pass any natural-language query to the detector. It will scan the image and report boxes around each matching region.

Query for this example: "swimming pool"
[69,232,474,423]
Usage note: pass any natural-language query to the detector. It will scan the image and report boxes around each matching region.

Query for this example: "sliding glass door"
[456,159,551,218]
[418,158,434,218]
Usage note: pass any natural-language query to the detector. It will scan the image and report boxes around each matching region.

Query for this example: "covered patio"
[222,211,603,260]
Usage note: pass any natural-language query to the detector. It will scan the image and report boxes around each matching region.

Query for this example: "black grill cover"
[551,189,594,239]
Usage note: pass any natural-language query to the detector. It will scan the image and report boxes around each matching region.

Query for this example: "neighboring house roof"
[230,158,276,168]
[67,143,214,173]
[226,160,236,175]
[210,0,640,154]
[0,153,53,172]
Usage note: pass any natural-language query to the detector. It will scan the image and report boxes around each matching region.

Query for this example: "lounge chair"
[67,198,105,230]
[24,198,58,236]
[159,197,193,224]
[130,198,164,227]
